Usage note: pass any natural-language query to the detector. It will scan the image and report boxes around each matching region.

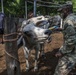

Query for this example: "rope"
[5,50,20,63]
[3,32,18,37]
[3,32,19,42]
[3,32,22,63]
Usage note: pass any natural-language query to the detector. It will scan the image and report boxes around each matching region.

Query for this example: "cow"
[20,16,51,58]
[21,15,61,61]
[17,22,52,71]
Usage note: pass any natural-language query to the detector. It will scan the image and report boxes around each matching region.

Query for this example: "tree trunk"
[4,17,21,75]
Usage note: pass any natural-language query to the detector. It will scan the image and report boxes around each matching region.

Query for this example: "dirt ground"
[0,32,76,75]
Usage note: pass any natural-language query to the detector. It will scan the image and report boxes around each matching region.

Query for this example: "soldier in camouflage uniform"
[54,3,76,75]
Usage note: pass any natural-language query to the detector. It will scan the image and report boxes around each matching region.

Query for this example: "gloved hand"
[49,26,59,30]
[53,26,59,29]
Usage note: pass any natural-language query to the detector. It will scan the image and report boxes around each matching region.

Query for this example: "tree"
[1,0,25,17]
[72,0,76,13]
[0,0,74,17]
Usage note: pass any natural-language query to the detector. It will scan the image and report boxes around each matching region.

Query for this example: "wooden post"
[4,17,21,75]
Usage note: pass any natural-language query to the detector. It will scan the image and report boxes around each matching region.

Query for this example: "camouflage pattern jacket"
[59,13,76,55]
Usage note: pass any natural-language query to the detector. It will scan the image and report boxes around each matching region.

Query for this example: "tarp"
[0,12,5,34]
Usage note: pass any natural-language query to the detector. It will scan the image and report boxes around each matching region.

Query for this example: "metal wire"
[29,0,60,5]
[27,1,61,8]
[36,0,61,5]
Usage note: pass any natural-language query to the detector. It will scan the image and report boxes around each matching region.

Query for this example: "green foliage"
[0,0,74,17]
[2,0,25,17]
[72,0,76,13]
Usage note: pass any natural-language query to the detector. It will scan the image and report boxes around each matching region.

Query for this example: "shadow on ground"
[0,48,76,75]
[21,48,59,75]
[0,48,59,75]
[0,70,7,75]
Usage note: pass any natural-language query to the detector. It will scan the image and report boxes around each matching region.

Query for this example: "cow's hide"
[17,22,52,71]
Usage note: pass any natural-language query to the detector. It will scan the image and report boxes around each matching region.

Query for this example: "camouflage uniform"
[54,14,76,75]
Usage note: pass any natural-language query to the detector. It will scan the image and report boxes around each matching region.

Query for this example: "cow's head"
[21,23,52,42]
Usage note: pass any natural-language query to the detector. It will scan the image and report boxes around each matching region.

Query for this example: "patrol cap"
[57,1,72,12]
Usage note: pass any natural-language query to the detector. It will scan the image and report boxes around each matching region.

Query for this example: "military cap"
[57,1,72,12]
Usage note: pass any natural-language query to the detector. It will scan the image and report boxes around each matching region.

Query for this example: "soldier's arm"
[58,44,74,54]
[59,25,76,54]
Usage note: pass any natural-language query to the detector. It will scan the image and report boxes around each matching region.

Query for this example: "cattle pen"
[0,0,75,75]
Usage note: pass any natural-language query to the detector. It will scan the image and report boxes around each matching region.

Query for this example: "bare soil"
[0,32,76,75]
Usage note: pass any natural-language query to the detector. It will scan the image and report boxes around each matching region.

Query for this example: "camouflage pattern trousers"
[54,54,76,75]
